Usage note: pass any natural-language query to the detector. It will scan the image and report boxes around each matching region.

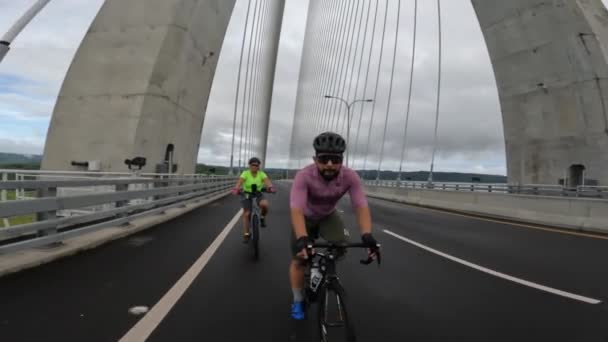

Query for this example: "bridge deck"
[0,183,606,341]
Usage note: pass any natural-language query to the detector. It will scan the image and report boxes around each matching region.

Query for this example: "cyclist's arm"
[348,171,371,234]
[262,173,273,188]
[290,172,308,238]
[291,208,307,238]
[355,206,372,235]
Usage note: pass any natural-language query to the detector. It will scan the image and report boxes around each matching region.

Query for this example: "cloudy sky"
[2,0,606,174]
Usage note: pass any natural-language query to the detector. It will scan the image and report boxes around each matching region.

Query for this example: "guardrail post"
[488,185,492,192]
[456,184,460,191]
[115,183,129,219]
[470,184,474,192]
[1,172,9,228]
[36,186,59,243]
[178,179,188,207]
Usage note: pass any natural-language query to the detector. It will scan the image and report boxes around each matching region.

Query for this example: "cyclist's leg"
[240,196,252,240]
[258,195,268,227]
[289,217,318,319]
[258,194,268,216]
[318,211,348,257]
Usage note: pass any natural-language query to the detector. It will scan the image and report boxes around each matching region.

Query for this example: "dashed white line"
[383,229,602,305]
[120,210,243,341]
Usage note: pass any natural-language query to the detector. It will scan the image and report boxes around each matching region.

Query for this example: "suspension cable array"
[229,0,285,174]
[289,0,443,181]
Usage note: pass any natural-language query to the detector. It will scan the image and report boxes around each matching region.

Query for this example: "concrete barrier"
[365,186,608,234]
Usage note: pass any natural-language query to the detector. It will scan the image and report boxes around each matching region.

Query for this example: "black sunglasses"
[316,154,343,164]
[249,164,260,167]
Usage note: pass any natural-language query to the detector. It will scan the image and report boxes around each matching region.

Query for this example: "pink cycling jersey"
[290,164,368,220]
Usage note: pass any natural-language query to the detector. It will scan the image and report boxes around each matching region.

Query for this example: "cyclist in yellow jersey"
[232,157,276,242]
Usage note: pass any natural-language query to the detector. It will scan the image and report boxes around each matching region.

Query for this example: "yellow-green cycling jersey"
[240,170,268,193]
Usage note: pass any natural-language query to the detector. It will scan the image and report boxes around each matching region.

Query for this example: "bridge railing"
[364,180,607,199]
[0,169,236,254]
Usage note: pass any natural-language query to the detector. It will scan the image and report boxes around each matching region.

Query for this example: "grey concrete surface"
[471,0,608,186]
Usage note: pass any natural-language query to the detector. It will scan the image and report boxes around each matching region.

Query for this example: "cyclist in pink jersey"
[288,131,379,320]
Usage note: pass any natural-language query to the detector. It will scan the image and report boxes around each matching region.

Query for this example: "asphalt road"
[1,181,607,341]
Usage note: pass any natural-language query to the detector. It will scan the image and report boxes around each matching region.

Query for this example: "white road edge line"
[383,229,602,305]
[120,209,243,342]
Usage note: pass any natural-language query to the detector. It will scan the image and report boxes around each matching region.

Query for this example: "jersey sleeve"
[239,170,247,180]
[260,171,269,180]
[290,171,308,210]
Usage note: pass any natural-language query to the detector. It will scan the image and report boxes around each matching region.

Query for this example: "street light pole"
[324,95,373,168]
[0,0,52,64]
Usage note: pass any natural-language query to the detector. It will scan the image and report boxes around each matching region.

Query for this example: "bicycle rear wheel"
[317,281,356,342]
[251,213,260,260]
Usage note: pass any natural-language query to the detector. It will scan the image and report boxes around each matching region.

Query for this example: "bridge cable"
[321,0,354,130]
[299,0,329,152]
[244,0,266,162]
[339,0,367,139]
[229,0,253,174]
[307,0,335,135]
[249,0,270,161]
[289,0,325,167]
[307,0,330,134]
[238,0,260,171]
[428,0,443,183]
[397,0,418,181]
[345,0,372,168]
[376,0,401,180]
[312,0,348,133]
[335,0,364,135]
[351,0,380,170]
[329,0,361,132]
[318,0,349,131]
[361,0,390,175]
[328,0,359,131]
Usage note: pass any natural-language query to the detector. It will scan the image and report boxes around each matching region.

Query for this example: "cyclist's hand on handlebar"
[266,186,277,193]
[231,188,240,195]
[295,236,310,260]
[361,233,381,264]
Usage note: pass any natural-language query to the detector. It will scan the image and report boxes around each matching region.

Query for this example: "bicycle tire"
[317,280,356,342]
[251,213,260,260]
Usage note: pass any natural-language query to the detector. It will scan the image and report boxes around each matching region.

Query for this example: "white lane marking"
[120,210,243,341]
[383,229,602,305]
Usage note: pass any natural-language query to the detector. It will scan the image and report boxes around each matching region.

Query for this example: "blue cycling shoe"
[291,301,305,320]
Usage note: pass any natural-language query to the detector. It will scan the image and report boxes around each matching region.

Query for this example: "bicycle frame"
[303,242,380,341]
[241,184,267,260]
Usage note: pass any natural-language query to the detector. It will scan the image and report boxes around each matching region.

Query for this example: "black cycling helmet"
[248,157,261,165]
[313,132,346,154]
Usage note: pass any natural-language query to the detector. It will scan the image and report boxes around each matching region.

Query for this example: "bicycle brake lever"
[360,250,381,266]
[359,257,374,265]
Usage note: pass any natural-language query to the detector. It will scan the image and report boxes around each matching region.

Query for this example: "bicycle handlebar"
[238,188,276,195]
[306,242,382,266]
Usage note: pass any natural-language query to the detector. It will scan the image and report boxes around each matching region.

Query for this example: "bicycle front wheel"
[251,213,260,260]
[317,281,356,342]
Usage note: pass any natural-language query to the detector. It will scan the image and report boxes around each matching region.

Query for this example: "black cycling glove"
[295,236,310,253]
[361,233,379,252]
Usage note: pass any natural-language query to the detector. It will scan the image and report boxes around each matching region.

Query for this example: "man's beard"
[320,168,339,181]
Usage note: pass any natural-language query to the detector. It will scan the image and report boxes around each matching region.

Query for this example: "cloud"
[5,0,606,174]
[0,0,105,155]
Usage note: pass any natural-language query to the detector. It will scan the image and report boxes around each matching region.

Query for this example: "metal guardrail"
[364,180,608,199]
[0,170,236,253]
